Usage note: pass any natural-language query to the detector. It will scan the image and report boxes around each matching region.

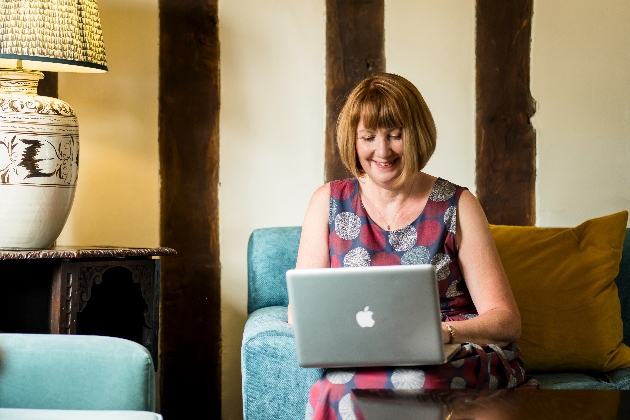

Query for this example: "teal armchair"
[0,334,156,412]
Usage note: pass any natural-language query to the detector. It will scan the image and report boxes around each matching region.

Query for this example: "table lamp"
[0,0,107,249]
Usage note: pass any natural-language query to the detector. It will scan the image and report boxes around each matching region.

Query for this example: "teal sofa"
[241,227,630,420]
[0,333,157,418]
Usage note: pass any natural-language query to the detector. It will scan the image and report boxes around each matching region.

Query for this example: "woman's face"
[356,119,404,186]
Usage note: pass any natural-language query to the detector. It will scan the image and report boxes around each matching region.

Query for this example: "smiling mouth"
[372,158,399,169]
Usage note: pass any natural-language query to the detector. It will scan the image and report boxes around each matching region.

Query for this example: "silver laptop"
[286,265,461,368]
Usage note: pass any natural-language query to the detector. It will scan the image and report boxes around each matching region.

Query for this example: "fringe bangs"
[356,88,405,130]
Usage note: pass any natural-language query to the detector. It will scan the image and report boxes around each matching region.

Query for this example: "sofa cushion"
[603,367,630,390]
[533,372,617,390]
[241,306,323,420]
[491,211,630,372]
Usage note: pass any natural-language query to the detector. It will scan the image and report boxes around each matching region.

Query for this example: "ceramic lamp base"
[0,185,75,249]
[0,70,79,249]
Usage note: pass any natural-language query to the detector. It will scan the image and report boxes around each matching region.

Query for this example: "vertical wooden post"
[476,0,536,226]
[325,0,385,182]
[158,0,221,418]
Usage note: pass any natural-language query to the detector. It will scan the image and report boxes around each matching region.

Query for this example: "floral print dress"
[306,178,531,420]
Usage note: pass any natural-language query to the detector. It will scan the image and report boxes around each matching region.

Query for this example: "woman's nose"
[374,136,390,157]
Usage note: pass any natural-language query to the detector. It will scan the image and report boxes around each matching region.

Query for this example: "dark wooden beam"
[158,0,220,418]
[38,72,58,98]
[476,0,536,226]
[325,0,385,182]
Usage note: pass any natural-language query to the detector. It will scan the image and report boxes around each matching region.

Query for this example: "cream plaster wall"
[531,0,630,227]
[57,0,160,247]
[219,1,326,417]
[386,0,476,189]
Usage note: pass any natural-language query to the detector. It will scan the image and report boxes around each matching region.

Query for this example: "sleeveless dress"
[306,177,532,420]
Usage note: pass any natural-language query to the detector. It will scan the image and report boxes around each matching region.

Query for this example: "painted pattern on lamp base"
[0,70,79,249]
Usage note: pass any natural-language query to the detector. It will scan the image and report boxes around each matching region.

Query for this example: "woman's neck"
[358,172,432,230]
[360,172,423,201]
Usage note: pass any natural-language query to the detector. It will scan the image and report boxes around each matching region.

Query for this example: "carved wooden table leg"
[50,261,79,334]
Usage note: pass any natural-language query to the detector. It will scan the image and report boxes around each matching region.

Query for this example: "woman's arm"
[296,183,332,269]
[287,183,331,325]
[440,190,521,345]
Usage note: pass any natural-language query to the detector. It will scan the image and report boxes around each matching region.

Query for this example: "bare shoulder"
[456,189,507,291]
[303,183,331,223]
[458,189,487,221]
[310,182,331,207]
[456,189,493,248]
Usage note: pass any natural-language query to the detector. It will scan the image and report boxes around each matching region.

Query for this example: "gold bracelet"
[444,322,456,344]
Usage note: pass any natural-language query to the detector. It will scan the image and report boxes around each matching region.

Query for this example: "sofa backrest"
[247,226,301,314]
[0,334,155,410]
[247,227,630,346]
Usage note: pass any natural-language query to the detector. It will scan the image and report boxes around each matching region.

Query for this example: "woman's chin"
[366,170,403,186]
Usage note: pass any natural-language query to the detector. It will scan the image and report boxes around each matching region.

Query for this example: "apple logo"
[356,306,375,328]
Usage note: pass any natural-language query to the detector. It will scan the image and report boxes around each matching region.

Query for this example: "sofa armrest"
[241,306,323,420]
[0,334,155,411]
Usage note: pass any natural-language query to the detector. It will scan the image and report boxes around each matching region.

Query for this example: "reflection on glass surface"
[353,389,625,420]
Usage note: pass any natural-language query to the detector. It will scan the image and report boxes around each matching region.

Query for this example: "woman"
[290,73,532,420]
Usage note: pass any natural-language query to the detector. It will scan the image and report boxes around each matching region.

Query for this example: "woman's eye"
[361,136,375,141]
[389,134,401,140]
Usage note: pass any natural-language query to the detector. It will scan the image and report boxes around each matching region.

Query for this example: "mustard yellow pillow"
[490,211,630,372]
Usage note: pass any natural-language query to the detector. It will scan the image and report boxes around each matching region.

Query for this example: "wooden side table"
[0,246,176,368]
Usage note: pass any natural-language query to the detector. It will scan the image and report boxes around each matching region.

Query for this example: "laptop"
[286,265,461,368]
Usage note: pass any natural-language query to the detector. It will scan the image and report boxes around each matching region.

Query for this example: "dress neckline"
[354,177,440,233]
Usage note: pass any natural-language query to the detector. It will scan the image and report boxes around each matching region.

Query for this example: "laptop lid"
[286,265,460,368]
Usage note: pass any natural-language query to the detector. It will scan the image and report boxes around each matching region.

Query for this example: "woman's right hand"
[287,302,293,325]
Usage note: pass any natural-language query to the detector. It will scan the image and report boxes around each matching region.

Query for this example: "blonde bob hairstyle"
[336,73,437,186]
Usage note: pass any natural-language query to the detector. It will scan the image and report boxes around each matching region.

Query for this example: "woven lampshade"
[0,0,107,73]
